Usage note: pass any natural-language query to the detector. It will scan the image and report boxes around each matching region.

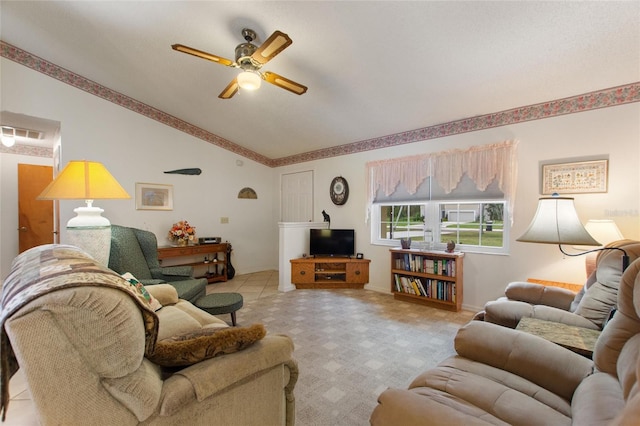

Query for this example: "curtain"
[365,140,518,223]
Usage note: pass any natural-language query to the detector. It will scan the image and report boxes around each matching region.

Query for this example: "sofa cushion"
[148,323,266,367]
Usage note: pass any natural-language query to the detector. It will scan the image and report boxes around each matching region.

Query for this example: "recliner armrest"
[454,321,593,401]
[505,281,577,310]
[156,334,297,415]
[484,300,600,330]
[145,284,180,306]
[159,266,194,277]
[150,266,194,280]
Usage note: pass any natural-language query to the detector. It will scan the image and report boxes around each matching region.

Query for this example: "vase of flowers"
[168,220,196,246]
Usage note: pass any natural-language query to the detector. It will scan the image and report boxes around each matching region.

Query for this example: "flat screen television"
[309,229,355,257]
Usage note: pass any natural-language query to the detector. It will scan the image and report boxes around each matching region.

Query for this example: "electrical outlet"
[220,217,229,224]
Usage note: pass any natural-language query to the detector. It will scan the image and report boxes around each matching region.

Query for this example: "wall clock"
[330,176,349,205]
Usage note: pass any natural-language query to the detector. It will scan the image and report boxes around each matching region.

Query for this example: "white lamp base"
[66,202,112,266]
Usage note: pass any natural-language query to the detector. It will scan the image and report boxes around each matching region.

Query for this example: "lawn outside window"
[371,200,509,255]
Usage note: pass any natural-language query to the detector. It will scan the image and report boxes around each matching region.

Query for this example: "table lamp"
[578,219,625,276]
[37,160,130,265]
[517,195,629,272]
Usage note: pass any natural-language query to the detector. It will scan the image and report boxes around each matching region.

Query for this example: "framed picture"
[541,159,608,195]
[135,183,173,210]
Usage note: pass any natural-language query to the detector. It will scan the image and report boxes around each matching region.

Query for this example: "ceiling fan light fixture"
[237,71,262,91]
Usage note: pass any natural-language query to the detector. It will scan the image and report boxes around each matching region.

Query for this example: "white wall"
[2,57,639,312]
[1,58,279,279]
[275,103,640,311]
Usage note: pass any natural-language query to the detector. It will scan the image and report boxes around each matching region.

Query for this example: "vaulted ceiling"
[1,1,638,164]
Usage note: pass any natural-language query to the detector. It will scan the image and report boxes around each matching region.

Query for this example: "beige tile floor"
[3,270,279,425]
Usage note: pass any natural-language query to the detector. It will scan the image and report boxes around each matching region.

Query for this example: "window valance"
[365,140,518,223]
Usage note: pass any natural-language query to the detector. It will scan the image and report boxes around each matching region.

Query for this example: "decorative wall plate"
[330,176,349,205]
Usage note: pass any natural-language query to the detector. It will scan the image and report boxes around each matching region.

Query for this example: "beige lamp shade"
[518,195,630,274]
[581,219,624,277]
[37,160,129,266]
[516,196,599,246]
[38,160,130,201]
[584,219,624,246]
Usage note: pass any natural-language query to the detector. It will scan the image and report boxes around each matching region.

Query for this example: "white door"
[281,170,313,222]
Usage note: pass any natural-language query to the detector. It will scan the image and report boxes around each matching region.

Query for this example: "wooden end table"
[515,317,601,359]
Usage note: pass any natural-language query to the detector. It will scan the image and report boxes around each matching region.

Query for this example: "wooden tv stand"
[290,257,370,289]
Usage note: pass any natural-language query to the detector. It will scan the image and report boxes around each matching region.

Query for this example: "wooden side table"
[526,278,583,294]
[516,317,601,359]
[158,243,228,283]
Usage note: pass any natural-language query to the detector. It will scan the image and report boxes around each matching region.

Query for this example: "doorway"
[281,170,313,222]
[18,164,55,252]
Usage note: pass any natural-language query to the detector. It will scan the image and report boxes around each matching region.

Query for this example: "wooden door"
[18,164,55,252]
[281,170,313,222]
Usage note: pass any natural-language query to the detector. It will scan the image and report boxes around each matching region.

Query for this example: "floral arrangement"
[168,220,196,244]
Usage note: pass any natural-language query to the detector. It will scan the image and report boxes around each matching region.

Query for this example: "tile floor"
[3,270,279,425]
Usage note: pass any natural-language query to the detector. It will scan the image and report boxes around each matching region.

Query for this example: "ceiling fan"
[172,28,308,99]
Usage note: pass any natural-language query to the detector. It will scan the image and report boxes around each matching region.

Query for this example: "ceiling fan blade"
[219,79,239,99]
[263,72,308,95]
[251,31,293,65]
[172,44,234,67]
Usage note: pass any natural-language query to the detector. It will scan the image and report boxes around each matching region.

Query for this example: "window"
[378,204,426,240]
[366,140,517,255]
[372,200,508,254]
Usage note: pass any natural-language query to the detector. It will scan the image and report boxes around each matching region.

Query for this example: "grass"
[391,221,505,247]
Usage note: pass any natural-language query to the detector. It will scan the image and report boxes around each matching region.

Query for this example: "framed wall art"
[541,159,608,195]
[135,183,173,210]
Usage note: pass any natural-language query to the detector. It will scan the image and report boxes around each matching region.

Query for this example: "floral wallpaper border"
[2,41,639,167]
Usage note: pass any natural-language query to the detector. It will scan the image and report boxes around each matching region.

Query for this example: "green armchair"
[109,225,206,303]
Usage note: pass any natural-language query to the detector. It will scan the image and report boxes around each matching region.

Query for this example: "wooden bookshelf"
[390,248,464,312]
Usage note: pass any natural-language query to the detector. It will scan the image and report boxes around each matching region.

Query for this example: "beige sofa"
[1,244,297,425]
[371,257,640,425]
[480,240,640,330]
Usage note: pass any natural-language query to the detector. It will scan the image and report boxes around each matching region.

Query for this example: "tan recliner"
[2,245,297,425]
[481,240,640,330]
[371,256,640,425]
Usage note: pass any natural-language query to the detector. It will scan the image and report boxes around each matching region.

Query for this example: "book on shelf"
[392,254,457,278]
[410,279,421,296]
[393,273,456,302]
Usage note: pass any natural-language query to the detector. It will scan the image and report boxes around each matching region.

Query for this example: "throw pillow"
[121,272,163,312]
[148,323,266,367]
